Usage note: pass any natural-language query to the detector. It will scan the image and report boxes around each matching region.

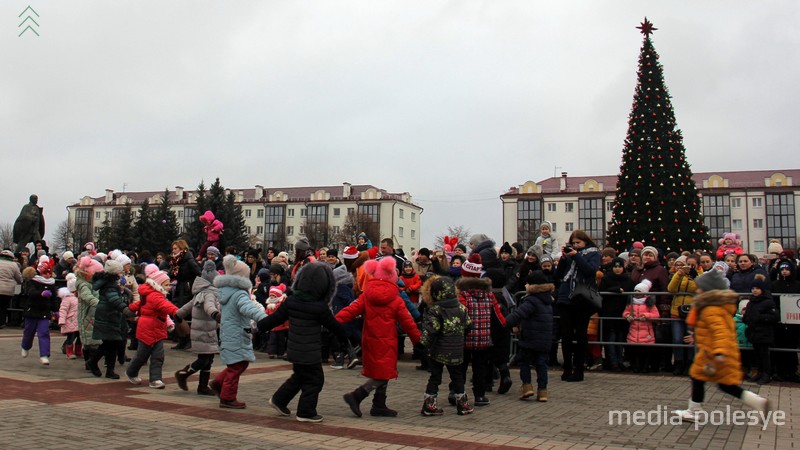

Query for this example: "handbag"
[678,304,692,319]
[570,283,602,312]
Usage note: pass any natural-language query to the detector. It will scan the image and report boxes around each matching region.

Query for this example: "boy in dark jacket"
[419,276,473,416]
[504,271,554,402]
[256,262,347,423]
[598,258,635,371]
[771,262,800,382]
[743,274,780,385]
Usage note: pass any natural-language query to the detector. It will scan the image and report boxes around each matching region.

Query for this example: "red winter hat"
[461,254,483,278]
[269,283,286,297]
[342,246,359,260]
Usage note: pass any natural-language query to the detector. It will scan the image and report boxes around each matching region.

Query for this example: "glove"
[123,307,136,319]
[211,311,221,323]
[41,290,52,298]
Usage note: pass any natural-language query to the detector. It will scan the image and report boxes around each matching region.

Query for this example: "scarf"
[170,251,185,278]
[33,275,55,285]
[561,247,599,283]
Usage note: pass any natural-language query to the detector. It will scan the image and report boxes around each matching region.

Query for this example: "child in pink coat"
[623,279,660,372]
[198,210,224,260]
[57,274,81,359]
[715,233,744,261]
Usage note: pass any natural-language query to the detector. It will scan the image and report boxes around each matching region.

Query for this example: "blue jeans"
[517,348,548,389]
[671,318,694,362]
[603,321,626,366]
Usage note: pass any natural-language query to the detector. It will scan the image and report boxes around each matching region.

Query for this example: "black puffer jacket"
[257,291,345,365]
[504,283,554,352]
[743,293,779,345]
[22,277,56,319]
[472,239,499,269]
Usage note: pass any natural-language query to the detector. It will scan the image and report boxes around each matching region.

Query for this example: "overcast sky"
[2,1,798,249]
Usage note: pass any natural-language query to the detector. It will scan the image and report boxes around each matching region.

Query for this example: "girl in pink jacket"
[57,274,81,359]
[623,279,660,373]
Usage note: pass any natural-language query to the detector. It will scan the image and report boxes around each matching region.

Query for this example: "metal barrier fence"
[508,289,800,363]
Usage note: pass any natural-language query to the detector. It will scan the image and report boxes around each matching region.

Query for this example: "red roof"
[503,169,800,195]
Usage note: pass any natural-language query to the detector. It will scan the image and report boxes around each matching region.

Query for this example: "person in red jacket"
[126,266,179,389]
[338,257,421,418]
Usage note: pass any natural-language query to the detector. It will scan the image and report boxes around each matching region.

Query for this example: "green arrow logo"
[18,5,39,37]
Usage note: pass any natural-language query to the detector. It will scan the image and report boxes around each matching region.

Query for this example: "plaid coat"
[456,277,497,350]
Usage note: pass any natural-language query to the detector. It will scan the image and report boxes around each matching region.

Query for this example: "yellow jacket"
[686,290,742,386]
[667,271,699,317]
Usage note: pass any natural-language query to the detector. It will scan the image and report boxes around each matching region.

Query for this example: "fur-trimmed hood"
[692,289,739,311]
[526,283,555,294]
[456,276,492,291]
[213,274,253,291]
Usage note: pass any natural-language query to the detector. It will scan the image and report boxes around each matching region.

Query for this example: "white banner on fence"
[780,294,800,324]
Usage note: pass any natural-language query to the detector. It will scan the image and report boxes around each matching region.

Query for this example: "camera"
[563,245,573,253]
[688,268,698,278]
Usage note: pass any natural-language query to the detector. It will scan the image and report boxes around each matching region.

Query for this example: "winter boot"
[370,390,398,417]
[105,359,120,379]
[537,389,548,402]
[455,393,474,416]
[88,351,103,377]
[74,343,84,358]
[741,391,770,419]
[343,387,369,417]
[448,391,456,406]
[66,344,76,360]
[330,353,344,369]
[197,371,215,396]
[219,399,246,409]
[673,400,704,422]
[174,365,196,391]
[497,363,513,395]
[566,369,584,382]
[519,383,535,400]
[421,394,444,416]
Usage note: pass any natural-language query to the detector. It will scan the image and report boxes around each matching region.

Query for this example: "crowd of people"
[0,225,797,424]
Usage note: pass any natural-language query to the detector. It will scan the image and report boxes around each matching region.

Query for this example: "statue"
[13,194,45,251]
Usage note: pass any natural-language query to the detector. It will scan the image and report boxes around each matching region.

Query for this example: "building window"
[245,209,251,218]
[332,226,340,235]
[399,208,404,219]
[411,230,416,238]
[753,240,765,253]
[94,227,100,235]
[257,209,264,218]
[753,219,764,229]
[766,193,796,250]
[731,198,742,208]
[300,208,307,217]
[299,226,305,235]
[565,222,574,232]
[702,194,731,245]
[286,226,294,236]
[358,204,381,243]
[606,201,614,211]
[348,207,355,216]
[178,210,184,218]
[75,208,93,249]
[333,208,341,217]
[752,198,763,208]
[246,226,251,234]
[95,211,100,219]
[411,212,416,222]
[551,223,557,232]
[399,227,404,237]
[256,226,263,235]
[288,209,295,217]
[578,198,605,245]
[306,205,329,249]
[547,203,556,212]
[184,207,196,227]
[265,206,286,250]
[565,203,574,213]
[732,219,743,230]
[517,200,542,249]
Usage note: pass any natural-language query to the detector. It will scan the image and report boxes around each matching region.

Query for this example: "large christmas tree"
[606,18,710,253]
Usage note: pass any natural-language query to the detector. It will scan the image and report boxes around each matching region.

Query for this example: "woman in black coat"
[169,240,201,350]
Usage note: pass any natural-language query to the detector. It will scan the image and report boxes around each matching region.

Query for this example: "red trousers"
[214,360,249,401]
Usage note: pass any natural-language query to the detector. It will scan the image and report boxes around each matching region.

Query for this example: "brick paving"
[0,329,796,449]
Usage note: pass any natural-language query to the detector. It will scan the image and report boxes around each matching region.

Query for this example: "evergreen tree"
[134,200,158,254]
[111,202,136,251]
[223,191,248,252]
[606,18,710,253]
[185,180,208,252]
[96,217,113,252]
[152,189,180,254]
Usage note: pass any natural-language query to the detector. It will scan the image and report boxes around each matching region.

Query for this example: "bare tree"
[337,211,379,247]
[433,225,472,249]
[52,219,74,253]
[0,223,13,249]
[247,233,263,249]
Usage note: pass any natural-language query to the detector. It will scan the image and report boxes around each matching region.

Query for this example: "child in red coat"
[622,279,660,373]
[126,266,179,388]
[338,257,421,417]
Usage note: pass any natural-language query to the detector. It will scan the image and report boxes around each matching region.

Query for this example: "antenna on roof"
[554,166,562,177]
[122,183,128,193]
